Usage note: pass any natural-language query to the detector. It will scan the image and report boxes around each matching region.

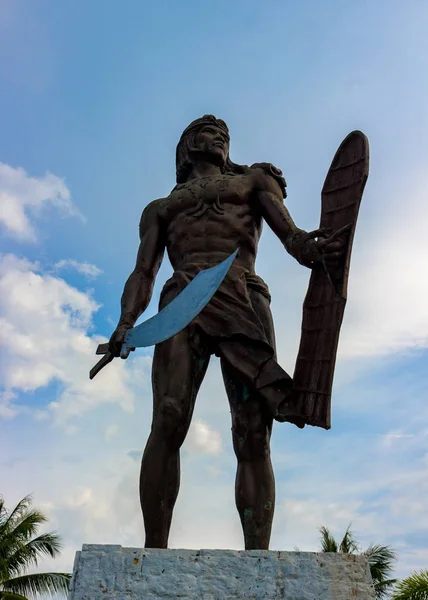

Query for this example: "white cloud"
[207,466,222,479]
[380,431,415,448]
[54,259,102,279]
[0,253,150,424]
[0,162,84,242]
[185,418,223,455]
[265,172,428,376]
[65,425,79,436]
[0,390,16,419]
[269,428,428,580]
[338,174,428,359]
[105,424,120,442]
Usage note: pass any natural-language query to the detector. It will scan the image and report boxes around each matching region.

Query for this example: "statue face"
[193,124,230,165]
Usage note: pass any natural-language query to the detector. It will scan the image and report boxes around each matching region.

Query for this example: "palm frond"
[0,497,69,600]
[0,498,6,523]
[0,498,34,542]
[0,592,29,600]
[4,498,33,527]
[374,578,399,600]
[319,526,338,553]
[0,518,42,578]
[5,511,47,545]
[363,544,397,599]
[392,569,428,600]
[1,573,71,599]
[25,534,62,559]
[364,544,397,580]
[0,511,48,570]
[4,532,63,579]
[0,542,28,583]
[339,525,359,554]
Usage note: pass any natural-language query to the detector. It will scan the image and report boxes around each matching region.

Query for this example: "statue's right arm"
[109,200,165,356]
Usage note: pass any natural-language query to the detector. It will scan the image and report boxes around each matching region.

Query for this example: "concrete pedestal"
[68,545,375,599]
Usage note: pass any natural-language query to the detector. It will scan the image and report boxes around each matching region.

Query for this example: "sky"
[1,0,428,590]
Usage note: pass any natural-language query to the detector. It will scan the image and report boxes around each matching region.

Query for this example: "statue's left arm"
[252,163,322,267]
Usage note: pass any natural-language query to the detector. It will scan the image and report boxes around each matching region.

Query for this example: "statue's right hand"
[108,324,130,358]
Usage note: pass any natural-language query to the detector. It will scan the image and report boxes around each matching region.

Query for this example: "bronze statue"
[105,115,369,550]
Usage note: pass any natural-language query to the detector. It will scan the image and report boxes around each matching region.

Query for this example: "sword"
[89,249,239,380]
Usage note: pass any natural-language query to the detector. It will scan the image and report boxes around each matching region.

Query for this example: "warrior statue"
[100,115,368,550]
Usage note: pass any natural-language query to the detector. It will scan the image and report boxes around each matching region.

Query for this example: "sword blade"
[122,248,238,351]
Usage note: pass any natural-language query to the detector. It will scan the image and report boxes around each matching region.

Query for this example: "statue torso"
[158,171,262,272]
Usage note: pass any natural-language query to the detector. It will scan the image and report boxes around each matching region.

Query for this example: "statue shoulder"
[250,162,287,199]
[139,198,164,236]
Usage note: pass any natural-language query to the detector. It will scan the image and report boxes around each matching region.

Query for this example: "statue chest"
[161,175,254,223]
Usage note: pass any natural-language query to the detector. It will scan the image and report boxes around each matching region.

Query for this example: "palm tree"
[319,525,397,600]
[0,495,71,599]
[392,569,428,600]
[319,525,359,553]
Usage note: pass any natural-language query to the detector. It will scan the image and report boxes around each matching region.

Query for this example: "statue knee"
[152,396,190,448]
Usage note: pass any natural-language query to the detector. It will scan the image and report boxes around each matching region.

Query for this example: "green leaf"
[364,543,397,599]
[0,592,29,600]
[2,511,47,549]
[0,498,35,544]
[374,578,398,600]
[1,573,71,599]
[319,526,338,553]
[5,532,64,579]
[339,525,359,554]
[0,496,69,599]
[392,569,428,600]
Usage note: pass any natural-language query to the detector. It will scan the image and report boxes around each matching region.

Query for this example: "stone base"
[68,545,375,599]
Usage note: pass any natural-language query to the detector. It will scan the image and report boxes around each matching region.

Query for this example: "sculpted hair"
[175,115,249,184]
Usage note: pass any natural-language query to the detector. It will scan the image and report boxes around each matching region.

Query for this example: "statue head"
[176,115,247,184]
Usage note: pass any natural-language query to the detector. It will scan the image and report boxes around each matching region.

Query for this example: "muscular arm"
[117,200,165,329]
[253,166,321,267]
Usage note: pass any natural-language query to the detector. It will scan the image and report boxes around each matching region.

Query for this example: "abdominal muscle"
[165,205,261,273]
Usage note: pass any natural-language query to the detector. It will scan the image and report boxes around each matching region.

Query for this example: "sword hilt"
[89,351,114,380]
[96,343,109,355]
[90,342,134,379]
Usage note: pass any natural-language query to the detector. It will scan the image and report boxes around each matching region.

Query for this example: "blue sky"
[1,0,428,586]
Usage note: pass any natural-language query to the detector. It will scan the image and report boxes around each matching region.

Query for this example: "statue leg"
[219,290,276,550]
[140,328,210,548]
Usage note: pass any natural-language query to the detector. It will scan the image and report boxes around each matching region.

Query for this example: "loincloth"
[159,264,274,356]
[159,263,297,420]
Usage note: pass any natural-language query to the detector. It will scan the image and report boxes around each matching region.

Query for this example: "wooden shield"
[292,131,369,430]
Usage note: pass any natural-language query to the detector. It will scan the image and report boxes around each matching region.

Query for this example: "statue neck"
[188,160,223,180]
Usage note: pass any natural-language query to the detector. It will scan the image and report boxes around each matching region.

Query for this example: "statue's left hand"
[317,237,344,268]
[315,224,350,269]
[293,224,349,269]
